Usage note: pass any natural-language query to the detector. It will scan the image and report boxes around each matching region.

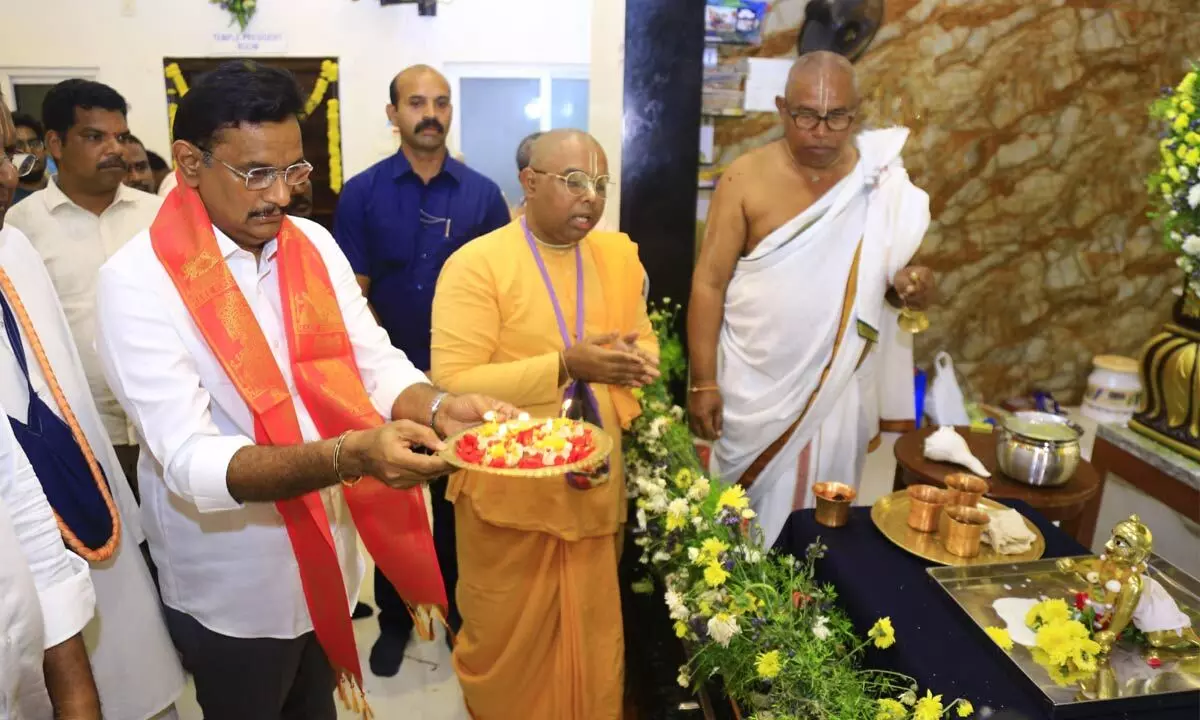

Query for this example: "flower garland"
[302,60,339,120]
[210,0,257,31]
[626,302,972,719]
[1148,64,1200,296]
[327,98,343,194]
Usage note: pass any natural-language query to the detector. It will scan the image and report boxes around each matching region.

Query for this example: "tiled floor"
[173,437,905,719]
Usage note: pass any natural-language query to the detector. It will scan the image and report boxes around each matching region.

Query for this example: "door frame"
[0,67,100,113]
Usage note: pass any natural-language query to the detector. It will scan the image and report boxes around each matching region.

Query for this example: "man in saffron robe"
[94,61,512,720]
[688,52,937,545]
[431,129,659,720]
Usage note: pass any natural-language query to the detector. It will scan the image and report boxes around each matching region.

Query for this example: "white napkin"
[923,425,991,477]
[982,508,1036,554]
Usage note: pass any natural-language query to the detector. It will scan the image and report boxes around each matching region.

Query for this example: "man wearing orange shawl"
[431,130,659,720]
[94,61,512,720]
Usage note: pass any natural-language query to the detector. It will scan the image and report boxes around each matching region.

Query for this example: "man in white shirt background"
[0,93,185,720]
[6,79,163,498]
[1,90,100,720]
[96,60,514,720]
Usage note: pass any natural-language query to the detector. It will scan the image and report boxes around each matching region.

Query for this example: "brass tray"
[870,491,1045,566]
[929,556,1200,717]
[438,420,614,479]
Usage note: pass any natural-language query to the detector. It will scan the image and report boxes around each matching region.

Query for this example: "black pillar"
[620,0,705,315]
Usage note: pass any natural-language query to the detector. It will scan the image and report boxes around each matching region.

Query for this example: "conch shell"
[923,426,991,477]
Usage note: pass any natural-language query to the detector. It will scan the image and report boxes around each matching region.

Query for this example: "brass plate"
[929,557,1200,713]
[438,421,614,479]
[870,491,1045,566]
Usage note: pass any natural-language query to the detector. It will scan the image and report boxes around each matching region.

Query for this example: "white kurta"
[0,398,96,720]
[0,226,184,720]
[712,129,931,545]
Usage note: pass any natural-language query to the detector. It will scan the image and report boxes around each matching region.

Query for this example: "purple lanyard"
[521,217,583,348]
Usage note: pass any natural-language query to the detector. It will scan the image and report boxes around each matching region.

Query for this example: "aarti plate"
[438,420,614,480]
[870,491,1046,566]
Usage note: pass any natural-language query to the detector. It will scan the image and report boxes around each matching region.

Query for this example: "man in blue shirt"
[334,63,510,678]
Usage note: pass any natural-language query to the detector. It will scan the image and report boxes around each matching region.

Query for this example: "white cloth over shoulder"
[713,128,930,544]
[0,225,184,720]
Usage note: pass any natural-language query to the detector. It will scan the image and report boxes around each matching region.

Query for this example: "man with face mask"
[5,80,162,498]
[431,129,659,719]
[334,63,511,677]
[11,113,50,204]
[688,52,937,545]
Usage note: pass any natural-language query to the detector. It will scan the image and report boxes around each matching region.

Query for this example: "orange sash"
[150,182,446,710]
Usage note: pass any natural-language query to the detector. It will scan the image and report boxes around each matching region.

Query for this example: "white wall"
[0,0,600,182]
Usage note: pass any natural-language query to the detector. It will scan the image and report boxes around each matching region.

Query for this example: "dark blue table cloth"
[773,500,1198,720]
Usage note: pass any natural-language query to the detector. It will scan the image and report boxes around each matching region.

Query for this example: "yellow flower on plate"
[1025,598,1070,628]
[875,698,906,720]
[957,699,974,717]
[703,561,729,588]
[870,617,896,649]
[754,649,782,679]
[717,485,749,511]
[912,690,943,720]
[985,626,1014,651]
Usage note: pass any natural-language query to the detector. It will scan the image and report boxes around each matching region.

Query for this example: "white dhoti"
[712,128,931,545]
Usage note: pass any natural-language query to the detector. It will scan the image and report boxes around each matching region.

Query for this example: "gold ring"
[909,270,920,282]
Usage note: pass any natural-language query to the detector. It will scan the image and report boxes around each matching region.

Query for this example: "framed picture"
[704,0,768,45]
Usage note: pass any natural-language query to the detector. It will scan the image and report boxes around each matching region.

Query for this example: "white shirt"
[0,226,184,720]
[5,180,163,445]
[96,216,428,640]
[0,396,96,720]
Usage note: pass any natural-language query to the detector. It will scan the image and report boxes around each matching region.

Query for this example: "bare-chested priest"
[688,51,936,544]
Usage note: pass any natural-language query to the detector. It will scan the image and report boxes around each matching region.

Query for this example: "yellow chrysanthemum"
[1187,148,1200,167]
[1183,99,1197,115]
[956,699,975,717]
[673,468,696,490]
[913,690,944,720]
[1175,114,1191,132]
[875,698,906,720]
[703,561,729,587]
[1179,144,1190,160]
[1187,131,1200,145]
[674,621,689,638]
[1025,598,1070,628]
[754,649,782,679]
[717,485,750,511]
[1179,72,1197,94]
[1169,167,1183,182]
[1162,182,1173,195]
[695,537,729,565]
[985,626,1014,651]
[870,617,896,649]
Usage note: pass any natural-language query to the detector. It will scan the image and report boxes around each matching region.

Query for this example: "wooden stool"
[892,425,1101,545]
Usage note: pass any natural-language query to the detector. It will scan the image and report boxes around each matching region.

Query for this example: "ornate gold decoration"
[1130,312,1200,461]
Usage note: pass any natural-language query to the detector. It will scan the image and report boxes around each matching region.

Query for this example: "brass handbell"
[897,270,930,334]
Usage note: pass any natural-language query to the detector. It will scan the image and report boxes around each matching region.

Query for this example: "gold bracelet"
[690,384,720,393]
[332,430,361,487]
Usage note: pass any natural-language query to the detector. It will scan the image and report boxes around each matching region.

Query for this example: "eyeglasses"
[2,152,37,178]
[14,138,43,153]
[206,153,314,191]
[786,108,857,132]
[530,169,613,198]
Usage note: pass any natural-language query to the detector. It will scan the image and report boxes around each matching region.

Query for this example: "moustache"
[414,118,445,135]
[97,157,128,171]
[248,206,284,220]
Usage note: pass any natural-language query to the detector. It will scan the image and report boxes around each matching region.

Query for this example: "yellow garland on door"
[327,98,343,193]
[164,63,189,97]
[303,59,340,119]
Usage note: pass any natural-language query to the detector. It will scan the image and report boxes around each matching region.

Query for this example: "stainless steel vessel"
[994,411,1082,487]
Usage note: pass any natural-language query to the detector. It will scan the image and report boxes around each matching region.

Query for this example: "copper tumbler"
[906,484,947,532]
[942,505,990,558]
[813,482,856,528]
[945,473,989,507]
